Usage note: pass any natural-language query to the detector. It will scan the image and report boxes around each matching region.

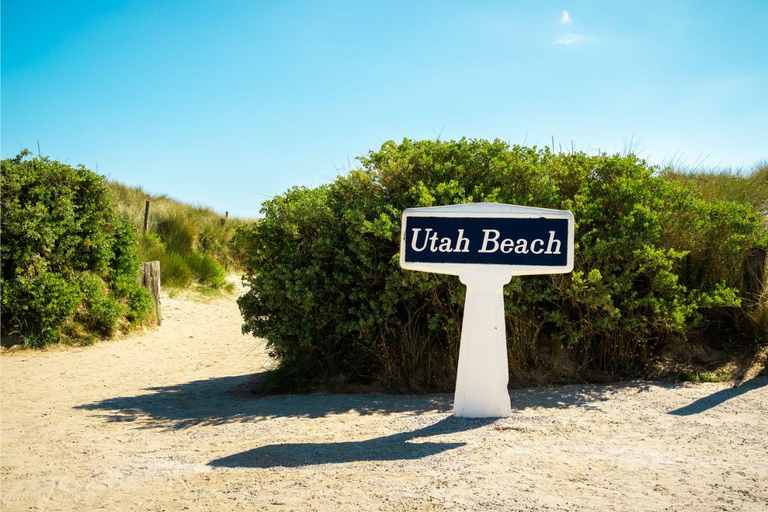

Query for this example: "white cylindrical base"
[453,269,513,418]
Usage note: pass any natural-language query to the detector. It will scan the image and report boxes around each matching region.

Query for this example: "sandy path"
[2,283,767,511]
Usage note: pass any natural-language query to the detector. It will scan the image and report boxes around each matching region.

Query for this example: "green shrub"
[126,286,153,324]
[238,139,767,391]
[1,151,155,347]
[3,258,83,347]
[660,164,768,344]
[76,272,125,336]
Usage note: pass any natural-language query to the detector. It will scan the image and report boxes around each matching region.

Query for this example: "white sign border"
[400,202,575,277]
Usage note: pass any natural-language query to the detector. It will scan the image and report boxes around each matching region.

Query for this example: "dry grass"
[109,181,248,290]
[661,161,768,214]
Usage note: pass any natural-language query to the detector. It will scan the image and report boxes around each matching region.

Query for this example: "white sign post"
[400,203,574,418]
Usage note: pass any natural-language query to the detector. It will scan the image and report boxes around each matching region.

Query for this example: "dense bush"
[238,139,768,391]
[109,182,241,290]
[1,152,154,347]
[659,163,768,351]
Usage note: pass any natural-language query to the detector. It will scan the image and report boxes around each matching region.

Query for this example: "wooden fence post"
[143,200,151,233]
[140,261,162,325]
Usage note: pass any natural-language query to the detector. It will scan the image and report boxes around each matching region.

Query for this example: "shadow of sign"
[209,416,494,468]
[668,376,768,416]
[74,373,454,429]
[74,372,652,430]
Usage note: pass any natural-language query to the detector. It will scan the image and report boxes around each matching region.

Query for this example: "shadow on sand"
[668,376,768,416]
[76,373,768,430]
[74,373,768,468]
[74,372,632,430]
[209,416,494,468]
[74,373,454,429]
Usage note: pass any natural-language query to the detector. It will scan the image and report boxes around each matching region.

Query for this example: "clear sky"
[2,0,767,218]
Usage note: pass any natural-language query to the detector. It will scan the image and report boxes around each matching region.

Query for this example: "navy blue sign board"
[399,202,574,418]
[400,203,574,276]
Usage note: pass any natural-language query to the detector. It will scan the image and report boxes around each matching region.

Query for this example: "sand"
[2,281,767,511]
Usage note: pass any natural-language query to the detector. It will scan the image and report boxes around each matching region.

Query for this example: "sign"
[401,203,573,275]
[400,203,574,418]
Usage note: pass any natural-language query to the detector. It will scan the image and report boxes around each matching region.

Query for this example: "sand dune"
[2,282,766,511]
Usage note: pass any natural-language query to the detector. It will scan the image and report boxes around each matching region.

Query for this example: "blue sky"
[3,0,767,217]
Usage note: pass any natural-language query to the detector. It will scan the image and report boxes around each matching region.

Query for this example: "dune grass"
[661,162,768,214]
[109,181,247,291]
